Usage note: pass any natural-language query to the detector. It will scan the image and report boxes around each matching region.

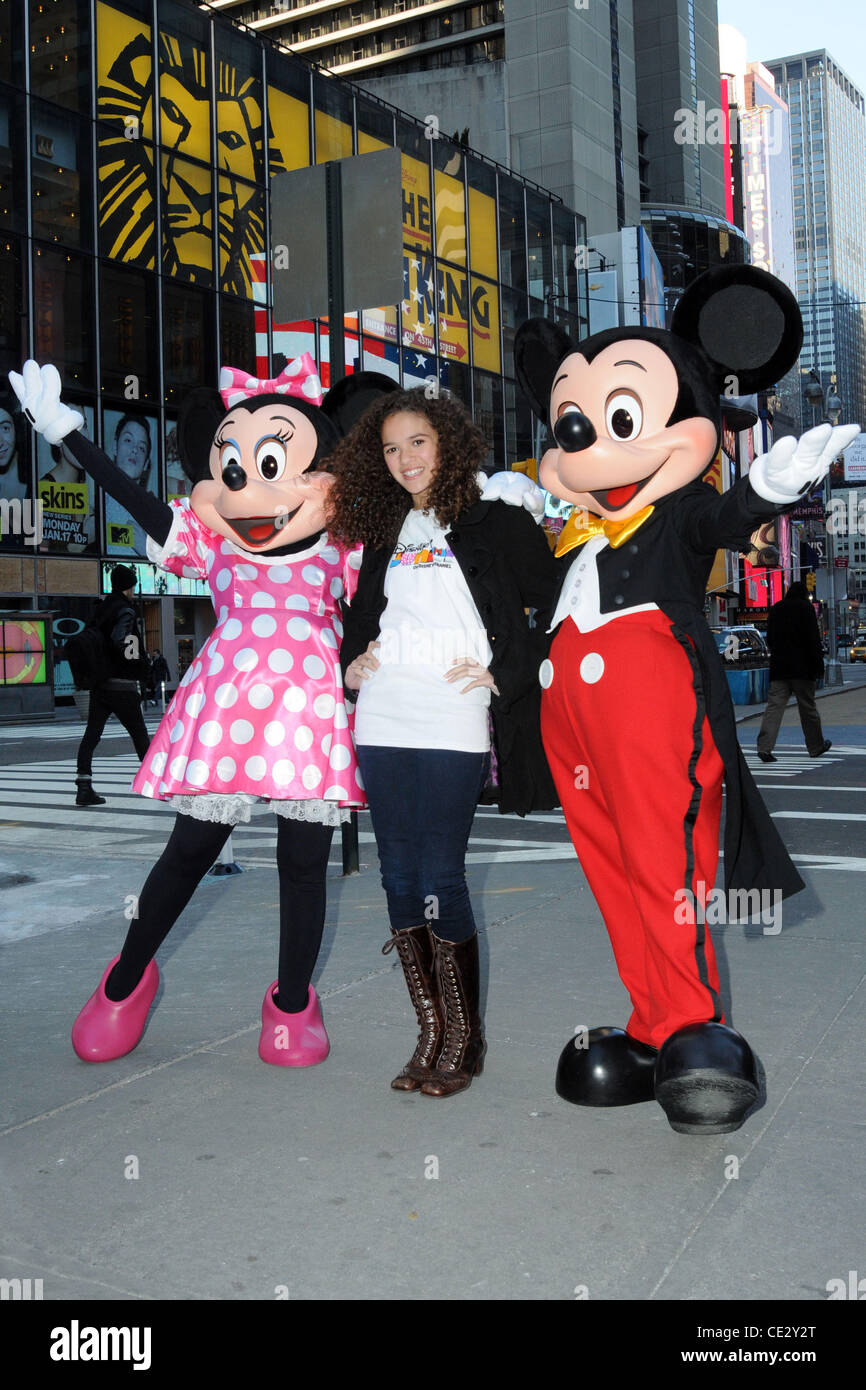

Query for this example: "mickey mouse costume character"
[11,356,395,1068]
[514,266,859,1134]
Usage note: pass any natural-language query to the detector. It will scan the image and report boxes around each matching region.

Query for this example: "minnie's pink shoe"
[258,983,330,1067]
[71,956,159,1062]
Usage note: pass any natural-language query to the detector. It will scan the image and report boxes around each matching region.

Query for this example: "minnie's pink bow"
[218,354,324,410]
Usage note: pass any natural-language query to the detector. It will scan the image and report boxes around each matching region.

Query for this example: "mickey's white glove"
[8,360,85,445]
[749,422,861,505]
[479,469,545,521]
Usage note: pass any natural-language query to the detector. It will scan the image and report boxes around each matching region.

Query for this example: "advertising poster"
[843,433,866,484]
[0,617,48,687]
[165,418,191,503]
[103,407,159,556]
[0,379,32,550]
[36,405,97,553]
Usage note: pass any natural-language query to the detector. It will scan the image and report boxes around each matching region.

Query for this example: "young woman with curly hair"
[329,387,559,1098]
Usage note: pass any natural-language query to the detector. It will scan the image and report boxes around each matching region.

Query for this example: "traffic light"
[805,572,817,592]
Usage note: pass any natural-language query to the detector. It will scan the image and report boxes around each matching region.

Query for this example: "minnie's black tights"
[105,812,334,1013]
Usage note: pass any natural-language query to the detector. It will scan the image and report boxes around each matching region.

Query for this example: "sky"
[717,0,866,93]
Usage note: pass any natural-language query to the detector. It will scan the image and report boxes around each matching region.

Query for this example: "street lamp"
[803,368,844,685]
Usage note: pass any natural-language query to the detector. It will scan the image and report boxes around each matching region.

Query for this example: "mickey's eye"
[556,401,582,420]
[605,391,643,440]
[255,438,287,481]
[219,441,242,470]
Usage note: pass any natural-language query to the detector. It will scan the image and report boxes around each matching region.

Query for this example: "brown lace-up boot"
[381,924,442,1091]
[420,932,486,1098]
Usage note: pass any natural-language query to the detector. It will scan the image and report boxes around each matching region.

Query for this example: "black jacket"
[94,595,147,688]
[340,499,560,815]
[549,474,804,901]
[766,596,824,682]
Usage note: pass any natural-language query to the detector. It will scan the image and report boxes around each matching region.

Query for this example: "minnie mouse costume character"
[11,356,396,1067]
[514,266,860,1134]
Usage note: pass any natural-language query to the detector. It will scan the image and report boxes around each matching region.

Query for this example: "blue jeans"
[356,745,489,943]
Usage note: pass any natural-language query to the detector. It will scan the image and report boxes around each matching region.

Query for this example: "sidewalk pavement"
[733,665,866,724]
[1,746,864,1300]
[30,664,866,731]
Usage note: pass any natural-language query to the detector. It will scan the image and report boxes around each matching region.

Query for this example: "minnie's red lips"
[225,505,302,546]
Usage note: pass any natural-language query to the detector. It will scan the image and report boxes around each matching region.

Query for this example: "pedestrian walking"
[74,564,151,806]
[147,649,170,706]
[330,387,559,1098]
[757,580,832,762]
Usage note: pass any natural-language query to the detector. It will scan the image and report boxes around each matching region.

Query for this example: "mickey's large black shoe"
[555,1026,658,1107]
[654,1022,759,1135]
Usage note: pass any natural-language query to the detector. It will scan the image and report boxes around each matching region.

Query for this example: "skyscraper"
[218,0,643,237]
[633,0,726,216]
[718,27,801,433]
[762,51,866,429]
[208,0,506,76]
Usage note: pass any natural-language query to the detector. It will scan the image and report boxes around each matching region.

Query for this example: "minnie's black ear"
[672,265,803,394]
[177,388,226,483]
[321,371,400,438]
[514,318,575,423]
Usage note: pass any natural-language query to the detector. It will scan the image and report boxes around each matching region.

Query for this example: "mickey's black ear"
[672,266,803,394]
[177,389,226,483]
[514,318,575,423]
[322,371,400,437]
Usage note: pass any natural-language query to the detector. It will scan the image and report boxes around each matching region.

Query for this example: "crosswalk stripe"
[0,722,163,742]
[1,744,863,872]
[756,784,866,792]
[791,854,866,871]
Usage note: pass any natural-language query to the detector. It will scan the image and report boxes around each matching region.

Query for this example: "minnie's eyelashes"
[215,428,294,451]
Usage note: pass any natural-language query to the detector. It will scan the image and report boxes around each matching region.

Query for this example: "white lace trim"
[171,793,260,825]
[171,793,353,826]
[273,798,352,826]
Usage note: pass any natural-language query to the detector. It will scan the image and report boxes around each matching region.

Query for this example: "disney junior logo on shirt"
[389,540,453,569]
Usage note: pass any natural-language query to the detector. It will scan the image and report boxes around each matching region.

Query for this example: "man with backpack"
[73,564,152,806]
[756,580,832,763]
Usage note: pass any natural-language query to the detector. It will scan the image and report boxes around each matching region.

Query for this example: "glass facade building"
[0,0,585,702]
[763,50,866,431]
[214,1,507,77]
[640,205,750,323]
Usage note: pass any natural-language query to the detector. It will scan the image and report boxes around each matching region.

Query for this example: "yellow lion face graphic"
[98,24,285,298]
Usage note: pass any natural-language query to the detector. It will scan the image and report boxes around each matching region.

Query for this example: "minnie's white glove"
[8,360,85,445]
[749,422,861,505]
[479,469,545,520]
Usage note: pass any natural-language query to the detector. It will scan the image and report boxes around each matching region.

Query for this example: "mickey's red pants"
[540,611,726,1049]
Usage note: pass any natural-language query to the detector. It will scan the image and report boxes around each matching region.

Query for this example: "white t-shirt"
[354,508,492,752]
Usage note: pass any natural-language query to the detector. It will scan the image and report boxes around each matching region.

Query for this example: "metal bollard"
[341,810,360,875]
[208,832,243,877]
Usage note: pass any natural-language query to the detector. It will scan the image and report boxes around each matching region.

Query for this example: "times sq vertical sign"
[740,108,773,271]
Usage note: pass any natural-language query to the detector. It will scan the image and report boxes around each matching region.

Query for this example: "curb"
[735,677,866,723]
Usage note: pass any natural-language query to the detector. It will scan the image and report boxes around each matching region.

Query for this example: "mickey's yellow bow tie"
[554,504,655,558]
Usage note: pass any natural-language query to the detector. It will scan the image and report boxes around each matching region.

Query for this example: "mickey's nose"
[222,461,247,491]
[553,410,597,453]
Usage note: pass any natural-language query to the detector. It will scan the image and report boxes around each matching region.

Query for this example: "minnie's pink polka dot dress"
[133,499,365,808]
